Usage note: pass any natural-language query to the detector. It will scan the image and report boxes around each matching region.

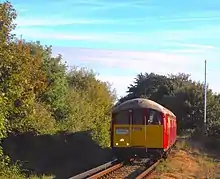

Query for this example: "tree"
[40,52,69,121]
[0,1,16,43]
[119,73,174,104]
[0,41,48,133]
[60,67,116,147]
[0,96,6,144]
[20,41,69,121]
[0,2,50,134]
[119,72,220,137]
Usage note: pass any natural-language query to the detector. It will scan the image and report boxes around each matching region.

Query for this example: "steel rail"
[136,159,161,179]
[68,159,118,179]
[88,162,123,179]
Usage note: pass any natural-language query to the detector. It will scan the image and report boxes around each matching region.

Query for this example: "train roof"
[112,98,176,117]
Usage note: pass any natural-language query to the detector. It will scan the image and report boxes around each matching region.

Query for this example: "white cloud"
[53,47,200,69]
[171,42,217,49]
[15,18,116,26]
[14,28,171,45]
[161,17,220,22]
[14,17,216,28]
[14,29,105,41]
[14,26,220,52]
[15,16,220,28]
[96,75,134,97]
[52,47,216,97]
[162,49,203,53]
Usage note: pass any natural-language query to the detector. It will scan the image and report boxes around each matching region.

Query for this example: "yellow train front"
[110,98,177,161]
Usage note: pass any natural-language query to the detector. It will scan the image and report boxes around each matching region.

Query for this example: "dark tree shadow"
[2,131,114,179]
[189,136,220,160]
[177,135,220,161]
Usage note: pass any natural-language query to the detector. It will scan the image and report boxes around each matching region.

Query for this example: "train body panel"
[130,125,146,147]
[113,125,130,147]
[110,98,177,160]
[145,125,163,148]
[112,125,164,148]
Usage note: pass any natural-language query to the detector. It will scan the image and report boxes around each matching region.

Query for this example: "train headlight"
[120,138,124,142]
[126,143,129,146]
[116,143,118,145]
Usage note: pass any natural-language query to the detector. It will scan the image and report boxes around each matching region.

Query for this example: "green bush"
[0,156,25,179]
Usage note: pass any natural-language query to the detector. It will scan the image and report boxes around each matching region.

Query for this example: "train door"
[112,110,130,147]
[130,108,146,147]
[163,114,168,149]
[167,116,171,147]
[145,109,164,148]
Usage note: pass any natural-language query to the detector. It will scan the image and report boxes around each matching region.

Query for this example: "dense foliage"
[0,1,116,177]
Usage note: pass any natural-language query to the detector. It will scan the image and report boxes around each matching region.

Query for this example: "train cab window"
[148,109,162,125]
[113,110,130,125]
[132,109,144,125]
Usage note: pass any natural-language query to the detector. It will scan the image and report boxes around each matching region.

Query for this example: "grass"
[0,164,54,179]
[150,137,220,179]
[29,175,55,179]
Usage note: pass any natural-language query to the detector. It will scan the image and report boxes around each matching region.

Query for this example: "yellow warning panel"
[145,125,163,148]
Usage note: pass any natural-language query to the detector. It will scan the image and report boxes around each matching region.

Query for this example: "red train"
[110,98,177,160]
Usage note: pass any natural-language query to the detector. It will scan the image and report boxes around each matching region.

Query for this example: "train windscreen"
[113,110,130,125]
[132,108,144,125]
[148,109,163,125]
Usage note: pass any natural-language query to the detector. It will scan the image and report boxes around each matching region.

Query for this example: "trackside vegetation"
[0,1,116,178]
[0,1,219,178]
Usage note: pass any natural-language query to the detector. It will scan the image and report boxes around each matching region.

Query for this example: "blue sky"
[8,0,220,97]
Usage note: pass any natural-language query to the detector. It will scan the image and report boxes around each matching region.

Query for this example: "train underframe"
[112,145,174,162]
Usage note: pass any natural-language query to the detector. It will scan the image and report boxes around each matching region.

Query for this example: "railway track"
[69,158,161,179]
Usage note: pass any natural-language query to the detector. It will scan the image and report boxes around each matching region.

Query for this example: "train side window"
[156,112,163,125]
[132,108,144,125]
[167,117,170,128]
[148,110,155,124]
[114,110,130,125]
[148,109,162,125]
